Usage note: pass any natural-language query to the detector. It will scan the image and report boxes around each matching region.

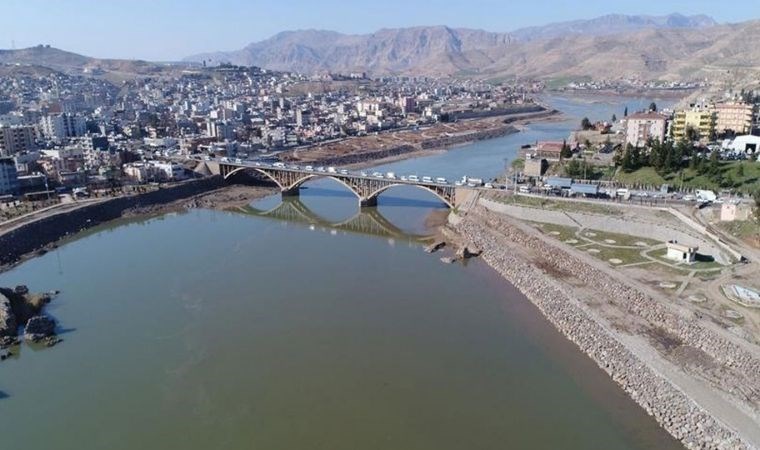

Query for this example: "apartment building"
[713,102,754,135]
[671,110,715,141]
[0,125,36,156]
[624,112,668,147]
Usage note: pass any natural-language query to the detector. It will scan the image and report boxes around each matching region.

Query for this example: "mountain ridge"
[5,13,756,86]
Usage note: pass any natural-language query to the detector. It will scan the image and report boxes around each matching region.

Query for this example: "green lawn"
[584,246,649,265]
[532,222,579,242]
[499,194,624,216]
[613,161,760,194]
[581,229,660,247]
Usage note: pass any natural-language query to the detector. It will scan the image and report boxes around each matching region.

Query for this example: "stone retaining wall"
[454,209,757,449]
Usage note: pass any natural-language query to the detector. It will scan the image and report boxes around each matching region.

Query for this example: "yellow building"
[671,110,715,141]
[713,102,754,135]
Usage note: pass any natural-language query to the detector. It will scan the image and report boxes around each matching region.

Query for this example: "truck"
[696,190,717,203]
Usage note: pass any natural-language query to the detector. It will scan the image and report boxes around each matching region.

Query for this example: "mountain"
[184,13,719,76]
[478,20,760,82]
[187,26,514,75]
[509,13,717,41]
[184,16,760,86]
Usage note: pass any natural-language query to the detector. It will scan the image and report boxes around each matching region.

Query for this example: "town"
[0,63,548,216]
[2,6,760,450]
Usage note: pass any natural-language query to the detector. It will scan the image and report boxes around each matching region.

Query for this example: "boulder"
[0,293,17,337]
[24,315,56,342]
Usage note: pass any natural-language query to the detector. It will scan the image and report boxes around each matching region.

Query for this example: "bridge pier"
[360,197,378,208]
[281,187,300,198]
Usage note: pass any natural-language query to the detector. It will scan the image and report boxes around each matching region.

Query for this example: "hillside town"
[0,65,541,207]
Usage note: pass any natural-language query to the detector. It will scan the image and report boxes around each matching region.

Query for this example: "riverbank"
[449,205,760,449]
[0,178,275,273]
[280,108,559,168]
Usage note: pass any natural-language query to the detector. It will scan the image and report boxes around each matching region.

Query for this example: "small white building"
[666,240,699,264]
[724,135,760,154]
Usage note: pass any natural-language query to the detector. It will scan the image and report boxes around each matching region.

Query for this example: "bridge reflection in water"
[233,196,437,241]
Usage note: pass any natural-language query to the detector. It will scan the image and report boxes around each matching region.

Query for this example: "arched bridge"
[202,159,478,208]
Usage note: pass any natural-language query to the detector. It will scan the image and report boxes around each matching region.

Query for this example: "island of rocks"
[0,285,61,359]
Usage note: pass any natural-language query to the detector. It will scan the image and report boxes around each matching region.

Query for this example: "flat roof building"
[0,125,36,156]
[624,112,668,147]
[666,240,698,264]
[713,102,754,135]
[672,110,715,142]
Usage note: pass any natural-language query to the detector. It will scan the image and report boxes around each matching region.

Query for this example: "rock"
[24,315,56,342]
[0,292,17,337]
[424,241,446,254]
[0,336,18,348]
[456,244,482,259]
[14,285,28,295]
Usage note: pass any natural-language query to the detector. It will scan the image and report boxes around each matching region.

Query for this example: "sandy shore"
[449,204,760,449]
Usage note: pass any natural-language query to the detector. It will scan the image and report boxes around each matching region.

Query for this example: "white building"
[624,113,668,147]
[666,240,698,264]
[39,113,87,140]
[206,120,235,141]
[724,135,760,155]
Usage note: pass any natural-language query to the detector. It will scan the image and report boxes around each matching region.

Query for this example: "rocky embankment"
[1,286,60,357]
[452,208,758,449]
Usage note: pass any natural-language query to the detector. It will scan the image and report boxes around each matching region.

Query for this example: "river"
[0,94,682,450]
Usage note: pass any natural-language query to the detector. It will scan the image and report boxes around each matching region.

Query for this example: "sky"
[1,0,758,61]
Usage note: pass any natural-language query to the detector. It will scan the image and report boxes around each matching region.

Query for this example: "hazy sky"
[1,0,757,60]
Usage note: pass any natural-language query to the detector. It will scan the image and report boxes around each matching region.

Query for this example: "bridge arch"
[223,166,285,189]
[223,167,365,201]
[365,183,454,208]
[285,174,363,200]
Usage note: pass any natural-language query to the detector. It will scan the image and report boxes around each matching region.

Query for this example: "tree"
[611,113,617,123]
[753,189,760,224]
[564,159,585,178]
[649,102,658,112]
[580,117,593,130]
[624,106,628,117]
[560,140,573,159]
[685,126,700,143]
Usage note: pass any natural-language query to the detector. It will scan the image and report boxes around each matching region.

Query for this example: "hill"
[0,45,176,80]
